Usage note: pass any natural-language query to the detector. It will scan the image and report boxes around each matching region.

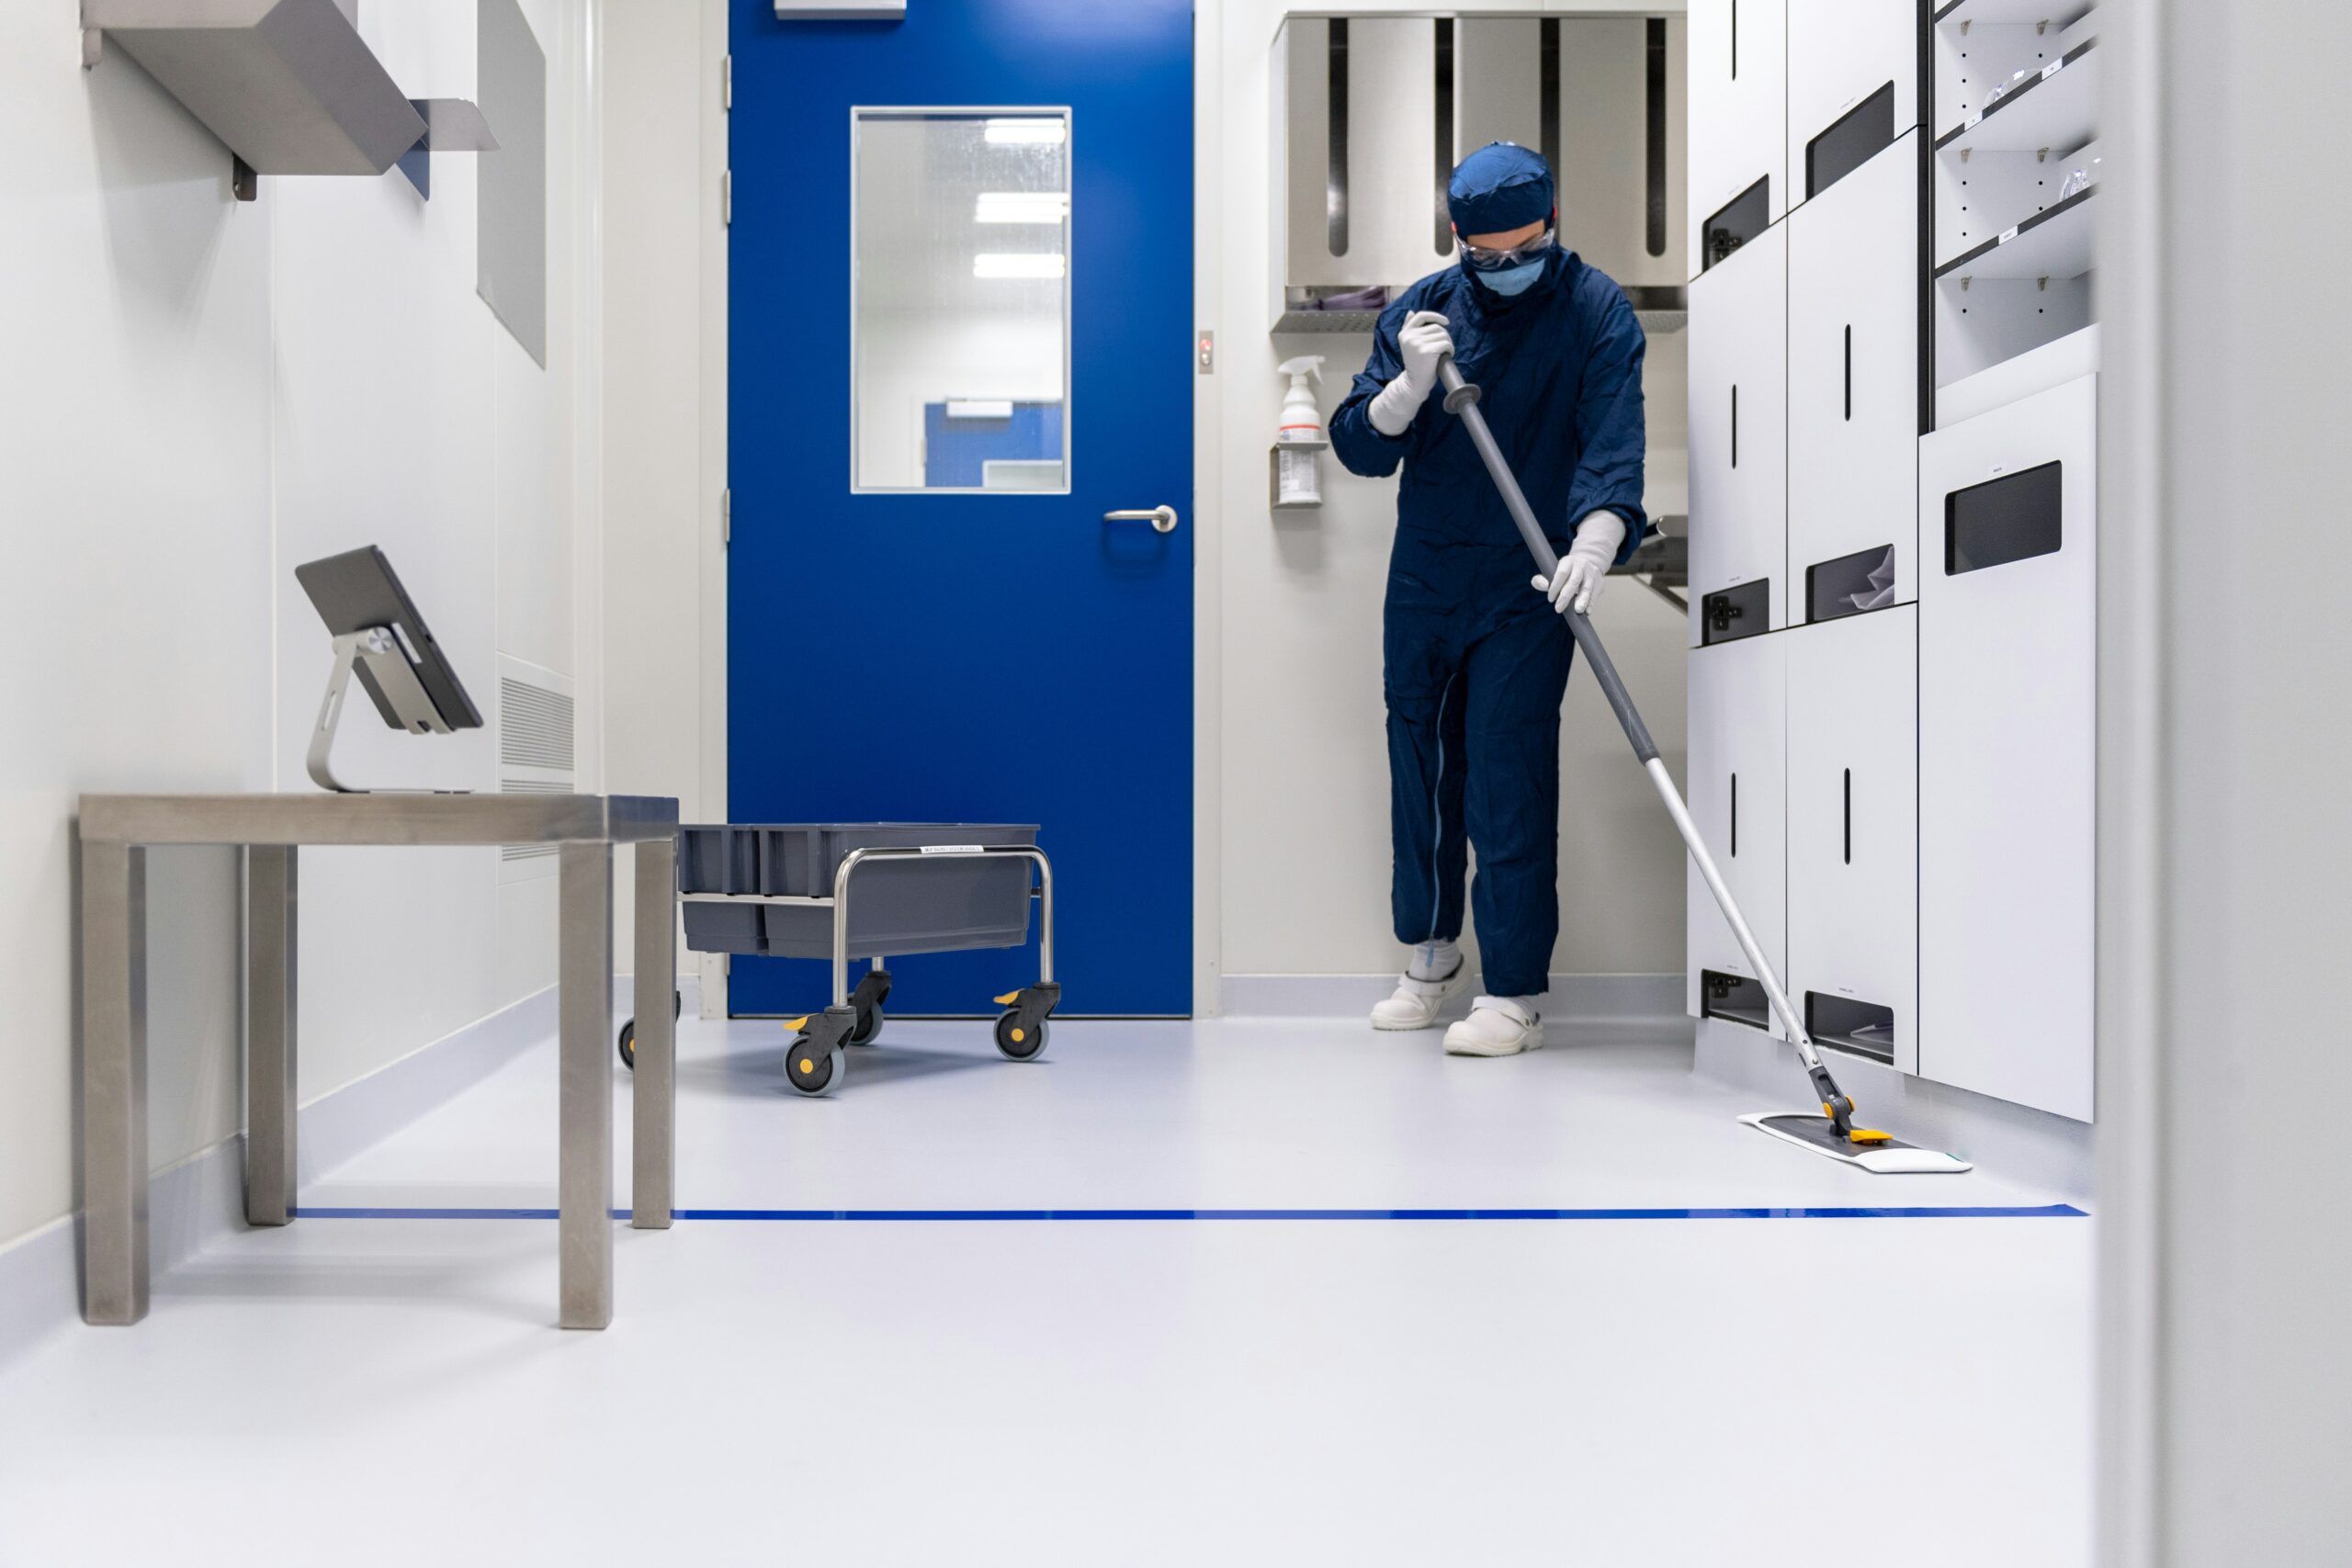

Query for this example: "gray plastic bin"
[673,823,1038,961]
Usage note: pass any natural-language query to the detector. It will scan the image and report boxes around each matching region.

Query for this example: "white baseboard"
[0,982,570,1368]
[1219,972,1682,1021]
[1689,1015,2095,1202]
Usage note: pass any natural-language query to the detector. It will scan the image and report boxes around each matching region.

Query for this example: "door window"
[852,109,1072,493]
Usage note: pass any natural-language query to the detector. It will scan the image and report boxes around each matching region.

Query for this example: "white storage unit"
[1688,0,1786,277]
[1917,373,2096,1121]
[1787,132,1921,619]
[1785,605,1918,1074]
[1786,0,1921,207]
[1685,631,1788,1038]
[1686,222,1788,648]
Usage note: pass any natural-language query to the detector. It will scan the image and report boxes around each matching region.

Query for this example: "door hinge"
[722,53,733,110]
[722,169,732,225]
[722,489,732,546]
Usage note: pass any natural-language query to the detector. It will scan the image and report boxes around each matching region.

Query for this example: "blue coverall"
[1329,154,1649,999]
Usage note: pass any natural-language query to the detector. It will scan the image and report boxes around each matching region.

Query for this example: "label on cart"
[920,844,988,855]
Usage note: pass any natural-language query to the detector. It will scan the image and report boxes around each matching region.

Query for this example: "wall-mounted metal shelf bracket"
[79,0,495,204]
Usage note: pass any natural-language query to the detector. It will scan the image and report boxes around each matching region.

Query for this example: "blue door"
[728,0,1194,1018]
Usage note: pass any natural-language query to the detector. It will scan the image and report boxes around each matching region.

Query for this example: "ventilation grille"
[498,661,575,871]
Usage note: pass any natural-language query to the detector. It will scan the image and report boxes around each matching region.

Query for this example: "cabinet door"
[1786,605,1917,1074]
[1788,132,1921,618]
[1686,632,1788,1036]
[1786,0,1921,206]
[1689,0,1788,280]
[1688,223,1788,649]
[1918,374,2096,1121]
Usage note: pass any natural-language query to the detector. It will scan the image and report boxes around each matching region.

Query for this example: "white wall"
[0,0,600,1256]
[2099,0,2352,1561]
[1212,0,1694,988]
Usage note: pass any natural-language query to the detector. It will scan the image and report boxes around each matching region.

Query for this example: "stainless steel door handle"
[1102,505,1180,535]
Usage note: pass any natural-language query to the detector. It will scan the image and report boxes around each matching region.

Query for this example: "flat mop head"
[1740,1112,1973,1175]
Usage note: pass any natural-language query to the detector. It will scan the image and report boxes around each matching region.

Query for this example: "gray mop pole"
[1432,357,1859,1130]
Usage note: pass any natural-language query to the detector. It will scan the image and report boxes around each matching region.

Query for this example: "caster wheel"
[849,1004,885,1047]
[617,1018,637,1071]
[994,1011,1047,1061]
[786,1036,845,1096]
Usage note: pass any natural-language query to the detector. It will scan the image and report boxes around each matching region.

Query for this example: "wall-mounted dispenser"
[1272,355,1328,510]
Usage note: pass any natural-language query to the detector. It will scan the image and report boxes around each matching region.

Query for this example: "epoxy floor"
[0,1011,2093,1566]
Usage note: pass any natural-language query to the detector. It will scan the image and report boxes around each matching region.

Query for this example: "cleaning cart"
[618,823,1060,1096]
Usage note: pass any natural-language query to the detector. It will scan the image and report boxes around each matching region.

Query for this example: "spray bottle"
[1272,355,1328,509]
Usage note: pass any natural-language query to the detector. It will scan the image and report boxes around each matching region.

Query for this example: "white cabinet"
[1788,132,1920,619]
[1687,222,1788,649]
[1918,373,2097,1122]
[1688,0,1786,279]
[1686,631,1788,1037]
[1786,605,1918,1074]
[1786,0,1921,206]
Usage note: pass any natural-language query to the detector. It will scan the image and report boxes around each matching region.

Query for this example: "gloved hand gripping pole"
[1433,356,1870,1144]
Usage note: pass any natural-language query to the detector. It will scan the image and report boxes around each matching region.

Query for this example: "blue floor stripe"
[291,1203,2086,1223]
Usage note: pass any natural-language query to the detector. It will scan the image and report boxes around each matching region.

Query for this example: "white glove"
[1533,512,1629,618]
[1369,310,1456,436]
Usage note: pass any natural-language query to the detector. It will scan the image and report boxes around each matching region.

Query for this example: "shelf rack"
[1938,39,2098,157]
[1937,183,2097,281]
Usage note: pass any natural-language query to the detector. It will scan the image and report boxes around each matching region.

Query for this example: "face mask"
[1475,256,1545,297]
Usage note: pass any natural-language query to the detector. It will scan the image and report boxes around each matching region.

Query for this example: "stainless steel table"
[77,793,681,1331]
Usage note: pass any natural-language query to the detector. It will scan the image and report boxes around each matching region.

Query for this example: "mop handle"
[1435,357,1656,764]
[1433,355,1836,1084]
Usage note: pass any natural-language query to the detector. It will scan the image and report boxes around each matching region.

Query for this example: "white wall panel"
[1918,373,2094,1120]
[1787,132,1920,615]
[1685,631,1786,1031]
[1687,221,1786,645]
[1688,0,1786,273]
[1786,0,1918,204]
[1786,604,1917,1072]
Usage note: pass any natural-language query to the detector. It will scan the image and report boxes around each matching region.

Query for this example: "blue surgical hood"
[1447,142,1555,236]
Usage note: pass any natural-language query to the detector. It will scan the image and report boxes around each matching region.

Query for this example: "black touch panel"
[1946,461,2064,574]
[1805,82,1895,199]
[1701,176,1770,272]
[1807,544,1896,623]
[1701,577,1770,644]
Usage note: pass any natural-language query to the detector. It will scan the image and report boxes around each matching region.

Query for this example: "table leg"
[559,840,614,1329]
[245,845,298,1226]
[81,840,148,1325]
[631,836,676,1230]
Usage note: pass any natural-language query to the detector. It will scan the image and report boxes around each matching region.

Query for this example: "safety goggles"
[1459,226,1555,271]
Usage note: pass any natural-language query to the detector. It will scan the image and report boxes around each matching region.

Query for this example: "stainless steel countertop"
[77,793,680,846]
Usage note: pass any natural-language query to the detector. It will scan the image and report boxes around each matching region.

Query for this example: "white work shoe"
[1370,964,1469,1031]
[1443,996,1544,1057]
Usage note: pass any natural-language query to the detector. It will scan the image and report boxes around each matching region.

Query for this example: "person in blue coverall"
[1330,141,1649,1057]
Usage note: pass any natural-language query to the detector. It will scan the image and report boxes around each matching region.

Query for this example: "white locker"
[1688,0,1787,280]
[1918,373,2097,1122]
[1687,223,1789,649]
[1786,605,1918,1075]
[1786,0,1920,207]
[1685,632,1788,1038]
[1788,132,1921,619]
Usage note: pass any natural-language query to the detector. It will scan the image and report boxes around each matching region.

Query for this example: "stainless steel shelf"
[1273,284,1689,337]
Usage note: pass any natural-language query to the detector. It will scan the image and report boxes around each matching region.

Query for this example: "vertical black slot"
[1946,461,2064,574]
[1540,19,1561,181]
[1730,773,1738,857]
[1645,18,1668,257]
[1432,18,1455,255]
[1701,577,1770,644]
[1730,0,1737,80]
[1804,81,1895,199]
[1843,769,1852,864]
[1701,176,1770,272]
[1843,325,1853,422]
[1730,385,1738,469]
[1327,20,1350,257]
